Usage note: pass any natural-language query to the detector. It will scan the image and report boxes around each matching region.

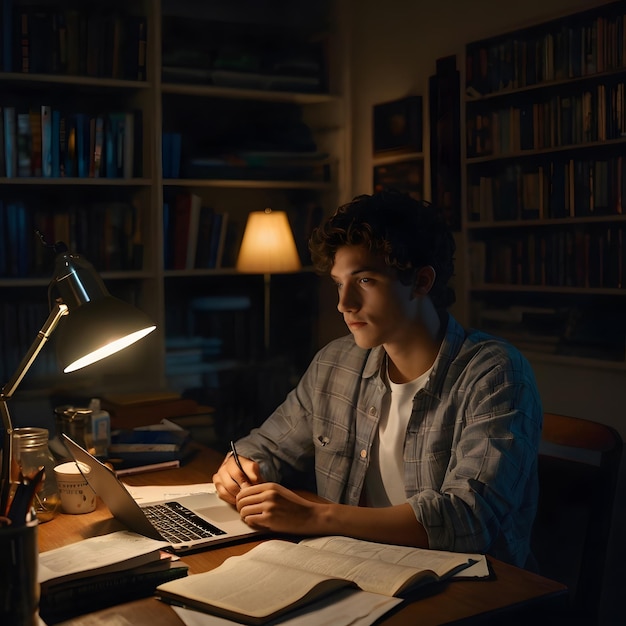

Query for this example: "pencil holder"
[0,519,40,626]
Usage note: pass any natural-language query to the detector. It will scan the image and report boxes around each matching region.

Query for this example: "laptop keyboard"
[142,501,227,544]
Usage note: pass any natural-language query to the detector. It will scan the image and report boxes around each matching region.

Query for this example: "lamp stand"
[263,273,271,356]
[0,302,68,515]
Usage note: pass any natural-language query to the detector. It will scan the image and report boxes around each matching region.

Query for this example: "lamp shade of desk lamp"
[236,208,301,352]
[0,246,156,515]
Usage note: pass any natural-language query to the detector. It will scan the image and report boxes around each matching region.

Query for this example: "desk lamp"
[236,208,301,353]
[0,241,157,515]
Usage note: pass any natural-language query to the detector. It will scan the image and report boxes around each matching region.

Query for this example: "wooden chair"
[530,412,622,625]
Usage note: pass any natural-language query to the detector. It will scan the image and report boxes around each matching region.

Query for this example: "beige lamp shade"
[236,208,302,274]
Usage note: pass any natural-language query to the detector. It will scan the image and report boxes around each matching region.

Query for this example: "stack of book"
[107,426,193,474]
[39,531,188,624]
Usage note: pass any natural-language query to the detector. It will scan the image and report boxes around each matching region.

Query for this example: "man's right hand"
[213,452,263,504]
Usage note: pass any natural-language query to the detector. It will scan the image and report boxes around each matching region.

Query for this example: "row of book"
[466,80,626,158]
[162,193,324,272]
[475,302,626,362]
[0,298,56,384]
[469,224,626,290]
[0,105,141,179]
[466,6,626,96]
[1,3,147,80]
[163,193,232,271]
[0,199,143,278]
[467,157,626,222]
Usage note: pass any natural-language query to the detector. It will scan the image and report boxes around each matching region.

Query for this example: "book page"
[157,554,352,623]
[38,531,169,586]
[171,589,402,626]
[241,541,431,596]
[300,536,479,578]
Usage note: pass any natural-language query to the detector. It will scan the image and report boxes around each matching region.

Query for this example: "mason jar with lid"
[54,405,90,450]
[12,427,61,523]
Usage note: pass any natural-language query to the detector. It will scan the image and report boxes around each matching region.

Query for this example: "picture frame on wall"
[372,96,423,156]
[373,158,424,201]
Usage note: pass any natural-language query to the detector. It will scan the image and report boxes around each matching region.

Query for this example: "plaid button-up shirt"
[236,315,542,567]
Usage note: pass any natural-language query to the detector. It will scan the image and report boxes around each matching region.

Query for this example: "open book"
[38,530,169,588]
[156,536,483,625]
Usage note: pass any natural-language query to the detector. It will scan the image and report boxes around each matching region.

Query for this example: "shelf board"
[0,177,152,186]
[161,82,338,104]
[372,152,423,165]
[0,271,154,287]
[0,72,150,90]
[466,136,626,165]
[465,66,626,104]
[164,266,315,278]
[470,284,626,296]
[163,178,334,190]
[466,214,626,228]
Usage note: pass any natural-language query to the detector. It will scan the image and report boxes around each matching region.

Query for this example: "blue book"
[74,113,88,178]
[3,107,16,177]
[51,109,60,177]
[104,115,116,177]
[41,106,52,177]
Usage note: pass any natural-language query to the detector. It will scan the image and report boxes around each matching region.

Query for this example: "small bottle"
[88,398,110,459]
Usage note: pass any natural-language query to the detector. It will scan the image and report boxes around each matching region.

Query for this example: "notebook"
[61,434,261,552]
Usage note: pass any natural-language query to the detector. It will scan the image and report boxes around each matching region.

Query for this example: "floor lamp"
[236,208,301,355]
[1,244,157,517]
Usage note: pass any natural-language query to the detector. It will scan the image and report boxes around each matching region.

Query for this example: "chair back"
[531,412,622,625]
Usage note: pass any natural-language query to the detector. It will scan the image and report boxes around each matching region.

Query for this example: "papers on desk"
[122,482,215,503]
[172,589,403,626]
[38,531,169,585]
[38,531,188,624]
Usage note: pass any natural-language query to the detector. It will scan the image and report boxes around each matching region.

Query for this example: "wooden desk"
[39,446,568,626]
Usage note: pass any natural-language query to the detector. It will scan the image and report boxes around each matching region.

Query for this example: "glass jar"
[12,427,61,523]
[52,405,90,455]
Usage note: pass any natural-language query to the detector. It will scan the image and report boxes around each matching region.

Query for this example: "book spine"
[3,107,16,178]
[2,0,12,72]
[16,110,31,177]
[50,109,60,177]
[29,107,42,176]
[40,566,188,623]
[0,107,5,177]
[41,105,52,177]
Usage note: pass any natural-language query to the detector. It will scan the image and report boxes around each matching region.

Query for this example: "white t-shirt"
[364,362,431,507]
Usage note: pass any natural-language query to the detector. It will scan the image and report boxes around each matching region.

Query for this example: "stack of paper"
[39,530,188,623]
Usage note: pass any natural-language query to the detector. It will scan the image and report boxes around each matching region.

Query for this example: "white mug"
[54,461,96,514]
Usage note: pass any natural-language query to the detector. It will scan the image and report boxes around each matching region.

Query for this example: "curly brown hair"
[309,190,456,310]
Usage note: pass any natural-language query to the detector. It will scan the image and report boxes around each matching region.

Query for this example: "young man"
[213,190,542,568]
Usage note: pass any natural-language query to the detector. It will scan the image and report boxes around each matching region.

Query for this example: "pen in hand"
[230,441,251,486]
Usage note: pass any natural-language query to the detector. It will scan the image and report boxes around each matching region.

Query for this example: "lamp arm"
[2,301,69,400]
[1,301,68,515]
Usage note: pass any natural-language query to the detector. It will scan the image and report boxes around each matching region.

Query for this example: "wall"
[342,0,625,622]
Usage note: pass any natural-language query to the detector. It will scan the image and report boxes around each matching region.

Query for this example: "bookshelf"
[0,0,348,428]
[462,0,626,368]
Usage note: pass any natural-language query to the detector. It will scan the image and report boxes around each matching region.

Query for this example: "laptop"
[61,433,261,552]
